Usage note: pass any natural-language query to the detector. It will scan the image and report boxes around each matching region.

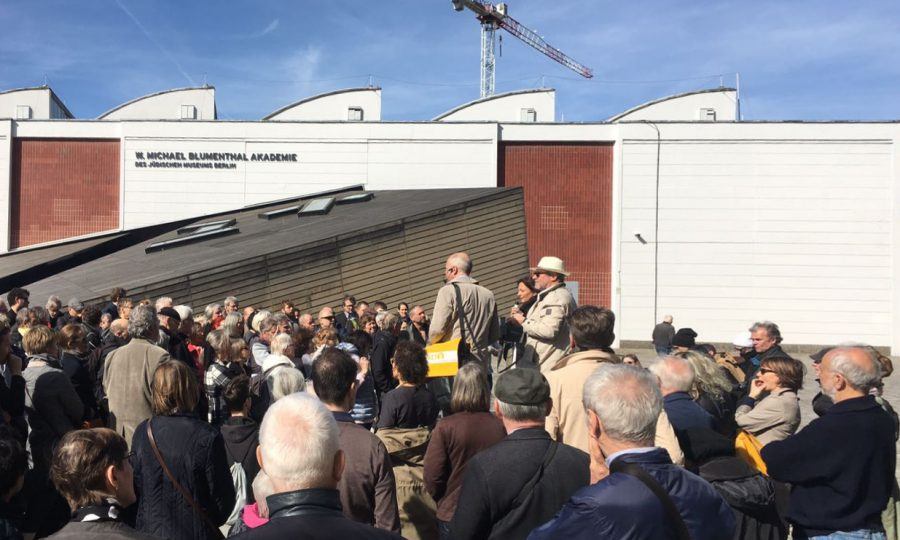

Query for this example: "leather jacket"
[267,488,344,520]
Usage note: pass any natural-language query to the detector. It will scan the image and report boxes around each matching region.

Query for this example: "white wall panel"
[0,122,10,252]
[366,140,495,190]
[618,139,894,348]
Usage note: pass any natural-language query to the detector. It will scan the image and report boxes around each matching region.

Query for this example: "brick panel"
[500,142,614,307]
[11,139,120,248]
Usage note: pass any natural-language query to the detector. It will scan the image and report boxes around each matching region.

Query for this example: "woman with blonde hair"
[131,361,235,540]
[676,350,737,435]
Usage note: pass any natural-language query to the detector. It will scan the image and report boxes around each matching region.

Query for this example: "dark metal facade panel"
[24,189,529,320]
[10,139,120,249]
[500,142,614,307]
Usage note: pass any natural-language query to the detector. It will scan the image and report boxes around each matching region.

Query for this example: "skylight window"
[298,197,335,216]
[146,225,239,253]
[258,206,301,220]
[177,219,236,235]
[336,192,374,204]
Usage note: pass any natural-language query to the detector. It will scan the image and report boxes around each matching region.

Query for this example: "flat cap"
[493,368,550,406]
[157,306,181,322]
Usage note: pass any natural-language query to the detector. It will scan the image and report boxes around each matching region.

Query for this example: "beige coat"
[544,348,684,466]
[428,275,500,364]
[377,427,438,540]
[522,283,577,373]
[103,337,170,447]
[735,389,800,447]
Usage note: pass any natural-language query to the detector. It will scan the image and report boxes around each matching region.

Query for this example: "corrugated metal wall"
[10,139,120,249]
[79,189,528,316]
[500,142,614,307]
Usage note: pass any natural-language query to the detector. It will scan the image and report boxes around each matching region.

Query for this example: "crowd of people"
[0,251,895,540]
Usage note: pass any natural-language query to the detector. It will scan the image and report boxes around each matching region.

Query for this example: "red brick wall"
[500,142,614,307]
[11,139,120,248]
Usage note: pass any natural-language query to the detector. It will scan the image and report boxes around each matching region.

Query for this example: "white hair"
[829,346,882,392]
[224,296,239,306]
[128,304,159,340]
[496,399,546,422]
[252,310,272,333]
[663,314,673,324]
[221,312,243,338]
[447,252,472,274]
[583,363,662,444]
[648,356,695,393]
[259,393,338,491]
[155,297,173,312]
[269,367,306,402]
[173,305,193,322]
[252,470,274,518]
[270,333,294,356]
[45,295,62,310]
[204,303,222,320]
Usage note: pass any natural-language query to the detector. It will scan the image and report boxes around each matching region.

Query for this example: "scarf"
[72,498,125,523]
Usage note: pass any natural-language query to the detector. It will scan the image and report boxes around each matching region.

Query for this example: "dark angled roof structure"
[12,187,528,316]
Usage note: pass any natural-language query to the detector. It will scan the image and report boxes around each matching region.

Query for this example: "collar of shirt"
[604,446,658,467]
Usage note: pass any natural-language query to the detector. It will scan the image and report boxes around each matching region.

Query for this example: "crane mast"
[452,0,593,98]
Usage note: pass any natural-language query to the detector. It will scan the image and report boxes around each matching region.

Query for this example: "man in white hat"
[508,256,577,373]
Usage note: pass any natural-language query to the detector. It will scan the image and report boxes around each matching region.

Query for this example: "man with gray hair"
[649,356,715,438]
[450,368,589,540]
[530,364,734,539]
[651,314,675,356]
[251,316,279,376]
[224,296,239,315]
[429,251,500,367]
[236,393,401,539]
[102,304,170,447]
[762,346,895,539]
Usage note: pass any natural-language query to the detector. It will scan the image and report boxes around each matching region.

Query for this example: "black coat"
[450,427,589,540]
[762,395,895,536]
[232,488,402,540]
[334,311,357,339]
[371,331,399,397]
[131,414,236,540]
[59,351,97,420]
[221,416,261,503]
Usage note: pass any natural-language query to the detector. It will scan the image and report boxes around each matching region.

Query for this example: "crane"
[451,0,593,98]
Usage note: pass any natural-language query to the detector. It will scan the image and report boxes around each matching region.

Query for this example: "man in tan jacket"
[429,252,500,366]
[103,304,170,447]
[545,306,684,465]
[508,256,577,373]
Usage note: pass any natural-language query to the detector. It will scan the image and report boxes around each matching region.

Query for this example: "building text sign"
[133,151,299,170]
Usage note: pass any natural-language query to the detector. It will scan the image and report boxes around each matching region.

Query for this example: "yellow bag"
[735,429,768,475]
[424,338,461,378]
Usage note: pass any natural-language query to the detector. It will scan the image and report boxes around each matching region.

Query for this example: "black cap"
[672,328,698,348]
[157,307,181,322]
[809,346,834,364]
[493,368,550,406]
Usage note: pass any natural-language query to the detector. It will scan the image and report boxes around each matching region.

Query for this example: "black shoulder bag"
[609,459,691,540]
[451,283,478,366]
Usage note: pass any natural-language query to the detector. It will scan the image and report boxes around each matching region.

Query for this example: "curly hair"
[392,341,429,386]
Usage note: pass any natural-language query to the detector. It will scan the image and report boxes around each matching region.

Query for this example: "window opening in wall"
[699,108,716,121]
[181,104,198,120]
[298,197,335,216]
[15,105,32,119]
[520,108,537,122]
[348,106,364,121]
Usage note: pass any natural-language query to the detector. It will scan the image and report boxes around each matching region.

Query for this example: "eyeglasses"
[321,316,335,320]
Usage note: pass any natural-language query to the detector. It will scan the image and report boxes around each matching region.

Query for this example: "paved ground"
[620,347,900,481]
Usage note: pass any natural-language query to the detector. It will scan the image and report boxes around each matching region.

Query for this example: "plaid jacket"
[205,361,235,426]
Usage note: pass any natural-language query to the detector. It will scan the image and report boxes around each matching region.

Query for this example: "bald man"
[762,346,895,538]
[428,252,500,366]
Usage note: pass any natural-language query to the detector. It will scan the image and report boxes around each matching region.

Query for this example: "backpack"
[223,450,248,533]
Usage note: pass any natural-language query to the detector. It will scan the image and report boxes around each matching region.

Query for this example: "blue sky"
[1,0,898,121]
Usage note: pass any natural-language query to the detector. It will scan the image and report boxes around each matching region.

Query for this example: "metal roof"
[607,87,737,122]
[432,88,554,121]
[96,85,215,119]
[262,87,381,120]
[12,187,515,302]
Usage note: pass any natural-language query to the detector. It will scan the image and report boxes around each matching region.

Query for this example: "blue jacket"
[528,448,735,540]
[664,391,716,433]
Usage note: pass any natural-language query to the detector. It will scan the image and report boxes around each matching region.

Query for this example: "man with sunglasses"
[508,256,577,374]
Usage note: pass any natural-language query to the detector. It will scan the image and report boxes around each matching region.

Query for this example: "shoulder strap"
[610,459,691,540]
[511,441,559,508]
[451,283,473,348]
[146,420,224,540]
